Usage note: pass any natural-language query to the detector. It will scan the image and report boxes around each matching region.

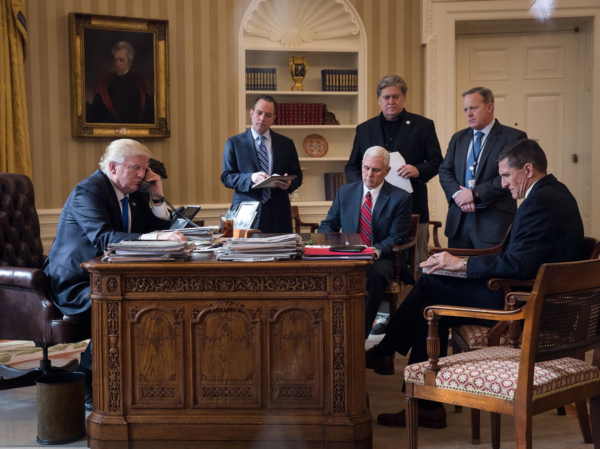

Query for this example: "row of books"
[324,172,348,201]
[275,103,324,125]
[321,69,358,92]
[246,68,277,91]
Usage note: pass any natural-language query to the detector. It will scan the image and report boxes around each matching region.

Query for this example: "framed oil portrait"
[69,13,169,138]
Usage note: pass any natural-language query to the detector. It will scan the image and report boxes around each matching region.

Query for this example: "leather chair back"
[0,173,44,268]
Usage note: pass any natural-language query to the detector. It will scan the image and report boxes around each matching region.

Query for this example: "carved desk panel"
[83,256,372,449]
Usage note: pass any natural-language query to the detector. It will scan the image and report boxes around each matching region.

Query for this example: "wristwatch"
[462,256,469,268]
[152,198,164,204]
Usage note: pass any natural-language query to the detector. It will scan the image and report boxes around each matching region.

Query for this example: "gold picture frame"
[69,13,170,138]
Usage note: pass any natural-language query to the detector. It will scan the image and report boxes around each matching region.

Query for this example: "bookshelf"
[239,0,367,204]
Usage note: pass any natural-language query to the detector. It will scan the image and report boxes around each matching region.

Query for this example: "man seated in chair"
[367,139,584,429]
[318,146,414,338]
[42,139,186,410]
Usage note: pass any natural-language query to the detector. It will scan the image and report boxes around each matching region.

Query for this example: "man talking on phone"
[42,138,185,410]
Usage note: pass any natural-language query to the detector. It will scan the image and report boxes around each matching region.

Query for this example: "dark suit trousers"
[376,273,505,408]
[258,200,293,234]
[365,257,394,338]
[448,212,504,249]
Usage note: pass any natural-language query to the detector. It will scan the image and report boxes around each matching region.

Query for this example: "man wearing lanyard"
[438,87,527,249]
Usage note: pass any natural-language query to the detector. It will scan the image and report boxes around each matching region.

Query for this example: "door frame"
[423,0,600,238]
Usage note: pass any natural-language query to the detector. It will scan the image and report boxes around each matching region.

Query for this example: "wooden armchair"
[382,214,420,317]
[405,258,600,449]
[291,205,319,233]
[428,220,443,249]
[428,231,599,446]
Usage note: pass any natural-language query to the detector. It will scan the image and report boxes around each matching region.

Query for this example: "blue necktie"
[121,197,129,232]
[257,136,271,203]
[465,131,484,188]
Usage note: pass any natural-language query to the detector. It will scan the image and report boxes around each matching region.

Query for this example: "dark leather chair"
[0,173,89,390]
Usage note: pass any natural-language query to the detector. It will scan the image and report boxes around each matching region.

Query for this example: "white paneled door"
[456,31,587,218]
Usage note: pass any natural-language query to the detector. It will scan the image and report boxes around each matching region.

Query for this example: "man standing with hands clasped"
[222,95,303,233]
[439,87,527,249]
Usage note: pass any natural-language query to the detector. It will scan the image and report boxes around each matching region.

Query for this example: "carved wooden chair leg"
[406,397,419,449]
[471,408,481,444]
[490,412,501,449]
[575,400,593,444]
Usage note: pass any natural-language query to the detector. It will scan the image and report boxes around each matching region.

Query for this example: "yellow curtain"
[0,0,31,177]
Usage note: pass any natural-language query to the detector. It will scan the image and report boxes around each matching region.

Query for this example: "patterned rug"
[0,340,89,369]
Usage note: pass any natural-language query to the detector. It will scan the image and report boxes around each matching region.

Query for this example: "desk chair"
[0,173,89,390]
[405,258,600,449]
[382,214,419,318]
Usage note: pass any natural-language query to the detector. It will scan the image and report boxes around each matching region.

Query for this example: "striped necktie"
[465,131,484,188]
[359,192,372,246]
[121,196,129,232]
[257,135,271,203]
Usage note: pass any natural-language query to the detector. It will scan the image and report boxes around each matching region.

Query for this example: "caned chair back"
[515,259,600,408]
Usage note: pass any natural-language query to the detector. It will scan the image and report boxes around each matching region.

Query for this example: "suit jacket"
[468,174,584,280]
[42,170,171,315]
[345,112,443,223]
[318,181,413,282]
[221,129,303,233]
[439,120,527,244]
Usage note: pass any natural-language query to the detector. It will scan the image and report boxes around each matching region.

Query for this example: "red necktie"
[359,192,372,246]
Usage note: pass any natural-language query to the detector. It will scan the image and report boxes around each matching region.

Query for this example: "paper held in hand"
[385,152,413,193]
[422,266,467,278]
[252,174,297,189]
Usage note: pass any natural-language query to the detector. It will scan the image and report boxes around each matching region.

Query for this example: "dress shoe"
[370,314,389,335]
[85,384,93,411]
[377,407,447,429]
[365,347,395,375]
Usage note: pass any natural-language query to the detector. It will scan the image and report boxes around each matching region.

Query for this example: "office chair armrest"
[0,267,48,291]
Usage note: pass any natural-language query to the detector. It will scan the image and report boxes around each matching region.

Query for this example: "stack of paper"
[215,234,302,261]
[104,240,196,262]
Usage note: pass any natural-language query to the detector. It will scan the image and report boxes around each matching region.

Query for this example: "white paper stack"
[104,240,196,262]
[215,234,302,261]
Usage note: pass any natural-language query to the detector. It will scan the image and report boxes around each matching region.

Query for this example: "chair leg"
[406,397,419,449]
[514,410,532,449]
[590,394,600,449]
[575,400,593,444]
[491,412,501,449]
[471,408,481,444]
[557,406,566,415]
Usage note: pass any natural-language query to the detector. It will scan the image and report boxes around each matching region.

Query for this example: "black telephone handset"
[138,181,151,193]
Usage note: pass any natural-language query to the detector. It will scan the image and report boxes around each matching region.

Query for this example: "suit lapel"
[97,171,125,230]
[371,182,390,229]
[393,112,412,153]
[349,182,363,233]
[475,120,501,183]
[245,129,261,172]
[456,130,472,185]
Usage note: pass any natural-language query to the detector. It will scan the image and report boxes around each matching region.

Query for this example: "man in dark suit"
[368,139,584,429]
[439,87,527,248]
[320,146,413,338]
[346,75,443,279]
[221,95,303,233]
[42,138,184,409]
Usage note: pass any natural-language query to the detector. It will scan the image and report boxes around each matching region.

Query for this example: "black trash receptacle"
[36,372,86,445]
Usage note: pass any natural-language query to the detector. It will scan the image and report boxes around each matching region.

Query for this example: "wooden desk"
[83,236,372,448]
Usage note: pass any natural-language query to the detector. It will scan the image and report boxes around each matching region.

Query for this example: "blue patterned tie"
[465,131,484,188]
[121,197,129,232]
[257,135,271,203]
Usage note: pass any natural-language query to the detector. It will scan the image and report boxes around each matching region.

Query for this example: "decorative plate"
[303,134,328,158]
